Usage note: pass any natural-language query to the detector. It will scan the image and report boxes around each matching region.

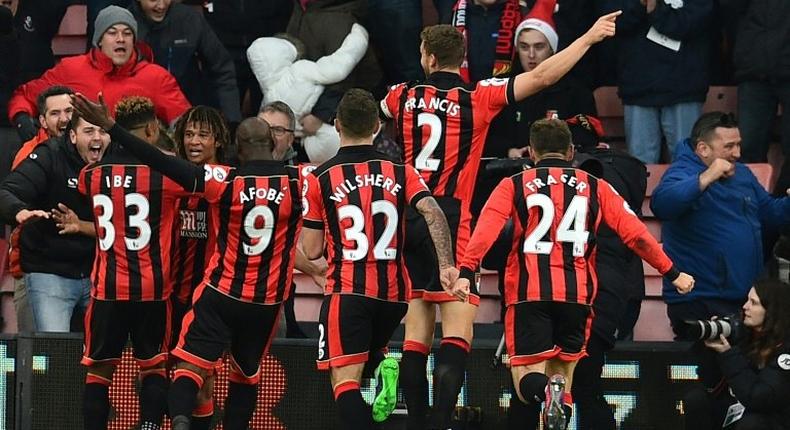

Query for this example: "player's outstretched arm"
[512,10,621,101]
[71,93,204,193]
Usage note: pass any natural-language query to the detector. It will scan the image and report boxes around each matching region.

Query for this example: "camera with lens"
[685,315,743,342]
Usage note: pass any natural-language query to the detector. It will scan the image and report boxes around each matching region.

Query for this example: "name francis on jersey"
[328,173,404,203]
[403,96,461,117]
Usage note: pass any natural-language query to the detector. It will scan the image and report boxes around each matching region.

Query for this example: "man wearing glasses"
[652,111,790,405]
[258,101,298,164]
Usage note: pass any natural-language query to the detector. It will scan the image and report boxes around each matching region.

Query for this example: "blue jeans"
[624,102,703,164]
[25,272,91,332]
[737,80,790,162]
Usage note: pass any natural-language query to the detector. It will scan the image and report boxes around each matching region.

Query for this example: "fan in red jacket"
[8,6,190,141]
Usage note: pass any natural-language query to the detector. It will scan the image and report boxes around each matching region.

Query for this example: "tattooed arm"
[415,196,461,298]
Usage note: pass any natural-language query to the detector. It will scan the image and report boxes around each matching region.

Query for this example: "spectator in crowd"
[493,2,597,160]
[247,26,368,164]
[12,86,74,169]
[685,279,790,430]
[3,0,70,86]
[652,112,790,399]
[441,0,526,83]
[9,5,190,143]
[7,85,75,334]
[286,0,382,146]
[201,0,293,117]
[129,0,242,125]
[722,0,790,167]
[258,101,299,165]
[525,0,598,88]
[601,0,713,164]
[0,0,70,182]
[367,0,423,84]
[0,111,111,332]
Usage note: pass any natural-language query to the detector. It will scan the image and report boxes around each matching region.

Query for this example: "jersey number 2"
[415,113,441,171]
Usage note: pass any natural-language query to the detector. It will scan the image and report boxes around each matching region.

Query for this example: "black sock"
[429,338,469,429]
[509,386,541,430]
[363,349,386,379]
[514,373,549,430]
[191,415,212,430]
[83,382,111,430]
[140,373,168,426]
[168,376,201,420]
[563,404,574,427]
[223,382,258,430]
[400,349,429,430]
[334,381,373,429]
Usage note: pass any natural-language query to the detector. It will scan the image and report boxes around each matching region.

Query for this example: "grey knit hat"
[92,5,137,47]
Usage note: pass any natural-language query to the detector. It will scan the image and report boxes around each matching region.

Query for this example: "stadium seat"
[633,300,674,341]
[593,86,624,143]
[641,164,669,217]
[746,163,775,193]
[52,5,87,58]
[703,86,738,115]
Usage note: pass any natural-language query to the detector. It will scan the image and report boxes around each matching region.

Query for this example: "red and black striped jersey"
[303,145,431,302]
[201,162,303,305]
[79,155,188,301]
[458,159,677,306]
[380,71,514,200]
[171,195,217,304]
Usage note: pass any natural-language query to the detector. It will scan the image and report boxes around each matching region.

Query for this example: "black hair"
[689,111,738,146]
[36,85,74,115]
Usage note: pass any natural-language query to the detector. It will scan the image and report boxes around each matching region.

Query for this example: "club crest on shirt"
[179,209,208,239]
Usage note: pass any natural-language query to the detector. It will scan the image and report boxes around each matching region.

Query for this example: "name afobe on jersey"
[204,164,286,205]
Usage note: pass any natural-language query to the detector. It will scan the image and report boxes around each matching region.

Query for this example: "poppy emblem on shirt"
[23,16,34,32]
[779,354,790,370]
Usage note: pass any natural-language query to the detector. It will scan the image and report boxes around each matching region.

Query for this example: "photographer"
[684,279,790,429]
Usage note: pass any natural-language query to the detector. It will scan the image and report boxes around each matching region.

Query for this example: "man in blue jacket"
[652,111,790,393]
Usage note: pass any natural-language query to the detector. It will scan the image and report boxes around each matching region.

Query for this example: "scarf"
[452,0,523,82]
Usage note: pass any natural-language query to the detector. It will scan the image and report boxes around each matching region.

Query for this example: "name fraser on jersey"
[524,173,588,193]
[329,174,403,202]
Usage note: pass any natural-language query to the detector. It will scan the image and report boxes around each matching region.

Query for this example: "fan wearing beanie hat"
[514,0,558,71]
[93,5,138,66]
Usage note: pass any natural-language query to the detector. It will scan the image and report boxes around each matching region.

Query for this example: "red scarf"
[452,0,523,82]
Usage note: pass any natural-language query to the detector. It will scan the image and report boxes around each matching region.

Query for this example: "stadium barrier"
[1,334,699,429]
